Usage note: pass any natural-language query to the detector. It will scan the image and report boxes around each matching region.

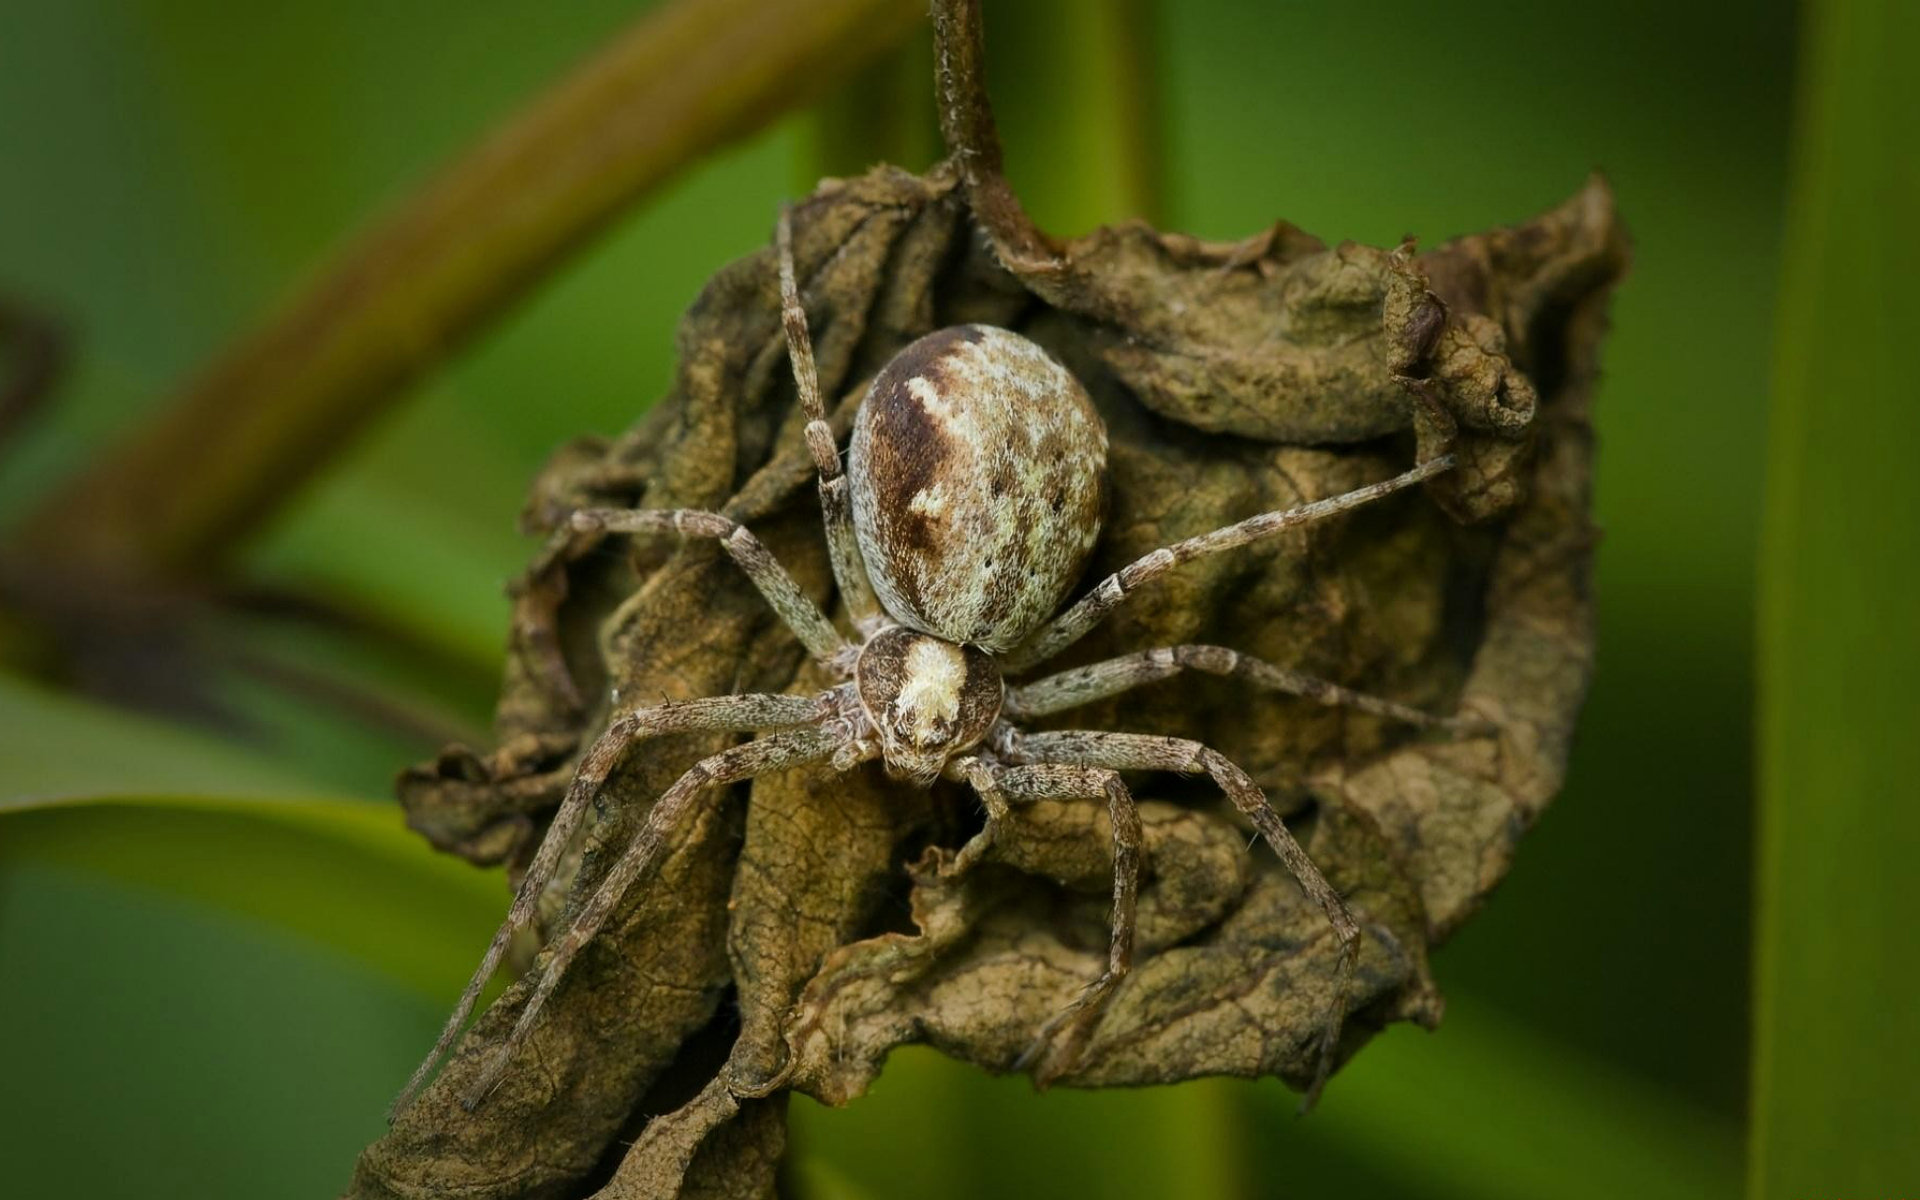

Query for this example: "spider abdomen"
[849,324,1107,651]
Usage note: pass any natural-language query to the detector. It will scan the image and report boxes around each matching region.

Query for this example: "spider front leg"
[505,452,659,710]
[461,723,850,1109]
[568,506,851,670]
[959,759,1143,1083]
[1007,643,1490,734]
[776,206,884,636]
[1005,728,1359,1109]
[1003,455,1456,672]
[507,524,597,710]
[392,691,837,1116]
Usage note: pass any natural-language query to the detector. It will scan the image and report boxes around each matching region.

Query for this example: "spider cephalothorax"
[854,627,1002,786]
[394,209,1479,1116]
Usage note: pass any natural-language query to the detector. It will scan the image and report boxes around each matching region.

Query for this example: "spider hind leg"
[461,724,847,1109]
[966,760,1144,1085]
[1005,728,1359,1108]
[392,693,839,1117]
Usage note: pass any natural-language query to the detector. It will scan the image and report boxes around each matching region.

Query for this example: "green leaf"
[1752,0,1920,1194]
[0,669,313,802]
[0,793,502,1000]
[0,661,463,808]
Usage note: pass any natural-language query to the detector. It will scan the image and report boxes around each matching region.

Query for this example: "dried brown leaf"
[351,158,1625,1198]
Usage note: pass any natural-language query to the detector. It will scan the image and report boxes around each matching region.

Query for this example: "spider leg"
[569,506,850,669]
[961,760,1143,1083]
[506,525,593,710]
[1005,728,1358,1109]
[1002,455,1456,671]
[390,691,836,1117]
[505,456,661,711]
[462,723,846,1109]
[1006,643,1490,734]
[776,206,884,636]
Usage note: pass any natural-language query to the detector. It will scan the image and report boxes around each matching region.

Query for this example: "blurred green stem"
[807,37,941,184]
[1751,0,1918,1193]
[981,0,1164,233]
[13,0,922,581]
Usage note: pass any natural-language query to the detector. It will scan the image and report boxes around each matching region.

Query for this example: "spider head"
[855,627,1003,787]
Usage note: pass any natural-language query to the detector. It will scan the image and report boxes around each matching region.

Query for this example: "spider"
[394,208,1479,1116]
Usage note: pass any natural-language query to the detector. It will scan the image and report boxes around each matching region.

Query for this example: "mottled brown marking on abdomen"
[849,324,1108,650]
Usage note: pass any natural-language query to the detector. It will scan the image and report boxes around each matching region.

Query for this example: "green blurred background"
[1,1,1910,1197]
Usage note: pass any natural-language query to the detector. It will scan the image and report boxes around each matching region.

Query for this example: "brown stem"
[14,0,923,580]
[930,0,1062,267]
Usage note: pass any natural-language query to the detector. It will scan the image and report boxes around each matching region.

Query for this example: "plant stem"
[14,0,922,580]
[928,0,1164,258]
[930,0,1059,267]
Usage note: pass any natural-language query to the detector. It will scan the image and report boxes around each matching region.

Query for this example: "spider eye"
[914,717,955,746]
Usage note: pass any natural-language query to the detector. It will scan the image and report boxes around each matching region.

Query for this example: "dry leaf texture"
[352,162,1626,1199]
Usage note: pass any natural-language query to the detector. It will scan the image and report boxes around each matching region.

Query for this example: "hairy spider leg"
[569,507,849,667]
[509,525,595,711]
[390,693,832,1117]
[1002,455,1457,672]
[1006,643,1490,733]
[1005,728,1360,1110]
[959,760,1143,1083]
[508,207,883,708]
[505,454,663,712]
[776,207,884,635]
[463,725,849,1109]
